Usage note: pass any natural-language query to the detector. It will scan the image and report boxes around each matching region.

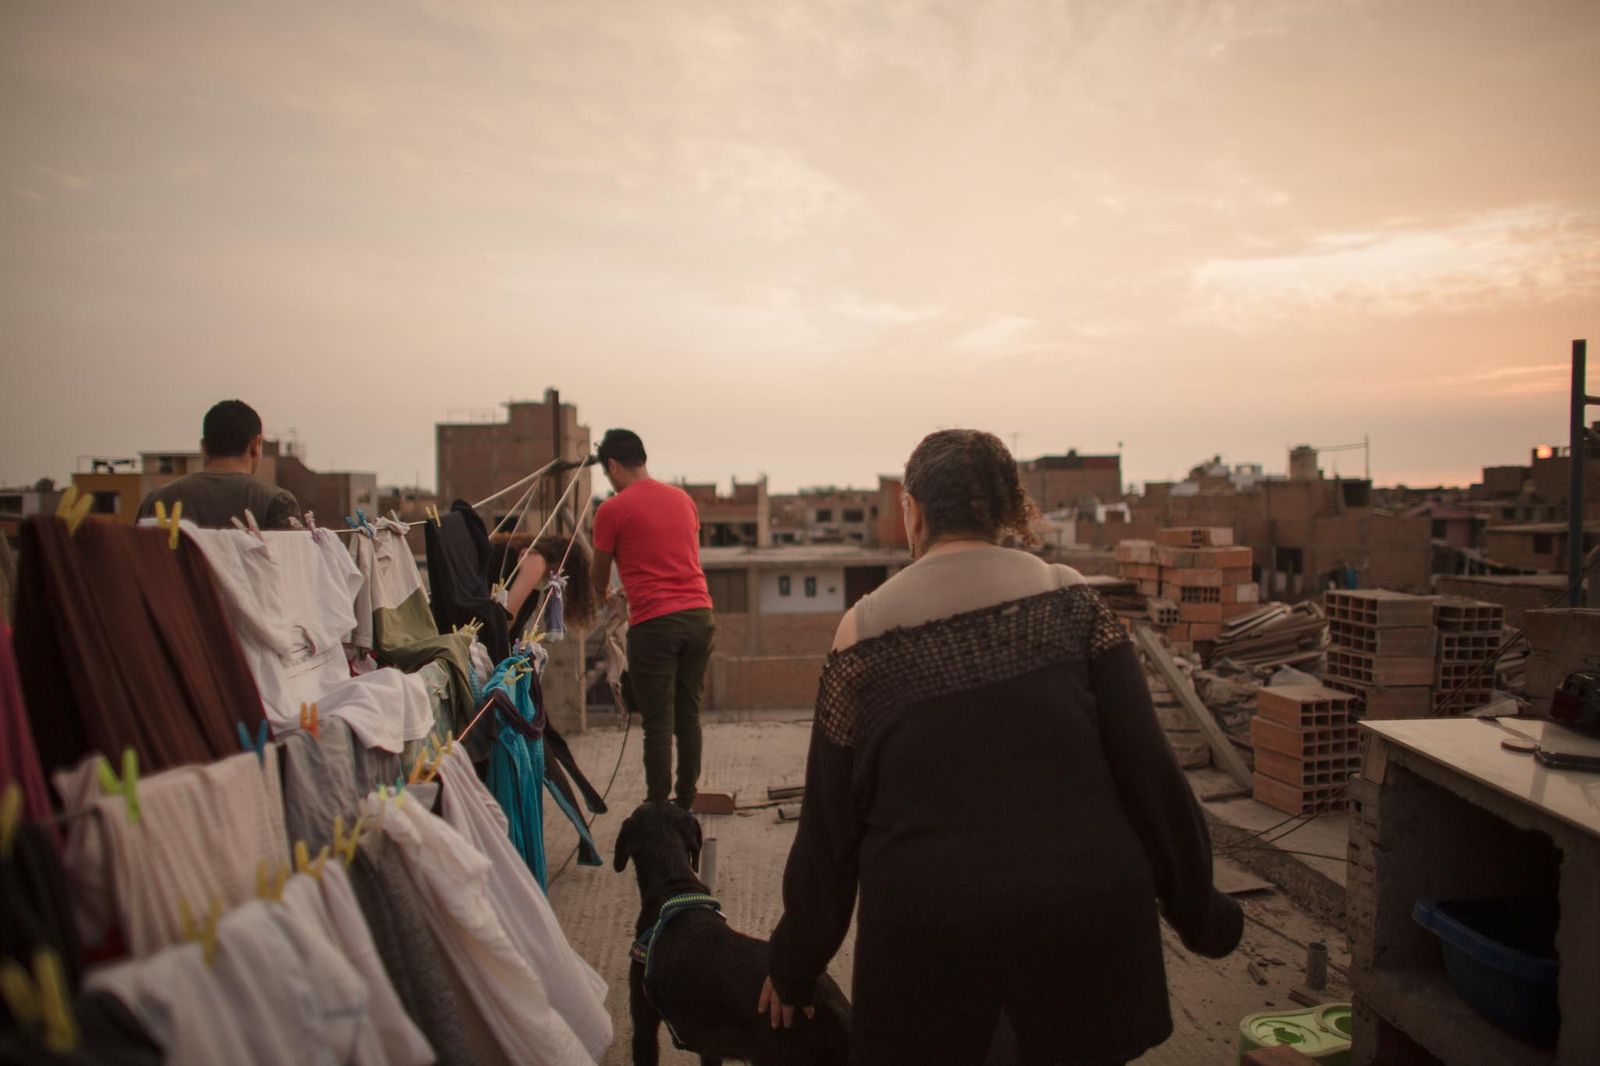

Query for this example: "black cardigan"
[767,586,1242,1057]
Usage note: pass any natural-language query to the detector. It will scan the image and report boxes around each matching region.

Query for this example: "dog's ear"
[613,812,637,872]
[677,811,704,872]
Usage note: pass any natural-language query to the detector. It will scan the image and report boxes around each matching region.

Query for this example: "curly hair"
[531,534,595,631]
[902,429,1040,548]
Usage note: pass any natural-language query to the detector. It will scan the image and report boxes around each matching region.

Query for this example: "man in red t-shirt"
[590,429,716,807]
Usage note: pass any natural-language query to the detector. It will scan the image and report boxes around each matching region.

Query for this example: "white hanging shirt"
[185,525,364,731]
[360,792,597,1065]
[436,746,611,1059]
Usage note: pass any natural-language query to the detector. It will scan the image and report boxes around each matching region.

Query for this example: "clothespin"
[343,510,375,539]
[54,486,92,536]
[152,499,184,548]
[0,783,21,859]
[0,950,79,1054]
[94,748,141,823]
[425,504,441,527]
[302,511,327,544]
[293,840,331,881]
[407,738,437,784]
[299,702,321,740]
[178,895,222,965]
[236,720,270,765]
[255,859,289,901]
[228,509,264,542]
[332,815,366,867]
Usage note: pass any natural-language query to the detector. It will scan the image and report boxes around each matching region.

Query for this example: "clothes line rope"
[327,457,575,535]
[422,479,600,781]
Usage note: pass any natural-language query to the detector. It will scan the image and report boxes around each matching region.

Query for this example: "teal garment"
[484,657,549,886]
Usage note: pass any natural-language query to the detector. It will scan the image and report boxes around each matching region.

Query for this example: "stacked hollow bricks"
[1321,590,1505,718]
[1249,684,1360,815]
[1321,589,1438,720]
[1112,528,1256,653]
[1430,596,1505,713]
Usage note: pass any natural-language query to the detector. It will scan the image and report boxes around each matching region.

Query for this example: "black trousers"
[626,608,715,804]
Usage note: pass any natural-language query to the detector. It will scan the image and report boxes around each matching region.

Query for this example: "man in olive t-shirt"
[137,399,300,529]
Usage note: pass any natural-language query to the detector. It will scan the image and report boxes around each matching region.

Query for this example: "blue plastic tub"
[1412,897,1560,1046]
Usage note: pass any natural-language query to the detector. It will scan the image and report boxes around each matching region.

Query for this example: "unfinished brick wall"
[708,655,826,710]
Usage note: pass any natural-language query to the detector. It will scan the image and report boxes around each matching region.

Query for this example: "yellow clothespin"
[406,738,437,785]
[299,702,321,740]
[293,840,331,881]
[153,500,184,549]
[178,895,222,965]
[332,815,366,867]
[94,748,141,822]
[0,783,21,859]
[255,859,289,901]
[425,504,441,527]
[0,950,78,1054]
[55,487,92,536]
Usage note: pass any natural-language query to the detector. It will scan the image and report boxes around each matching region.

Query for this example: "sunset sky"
[3,0,1596,496]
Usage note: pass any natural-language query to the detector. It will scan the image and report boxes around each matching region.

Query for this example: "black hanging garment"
[423,501,510,665]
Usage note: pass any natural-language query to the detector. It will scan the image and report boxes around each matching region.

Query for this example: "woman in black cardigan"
[760,429,1242,1066]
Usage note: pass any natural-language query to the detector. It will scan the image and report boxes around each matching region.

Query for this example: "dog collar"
[630,892,725,983]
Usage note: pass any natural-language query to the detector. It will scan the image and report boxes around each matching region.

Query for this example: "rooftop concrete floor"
[542,716,1351,1066]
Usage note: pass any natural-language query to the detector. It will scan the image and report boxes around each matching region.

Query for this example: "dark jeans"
[626,608,715,805]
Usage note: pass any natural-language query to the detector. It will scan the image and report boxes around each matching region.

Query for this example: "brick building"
[678,478,769,548]
[66,440,373,527]
[699,545,908,709]
[1483,521,1600,573]
[434,389,592,534]
[1105,446,1433,598]
[1017,450,1124,512]
[766,487,879,546]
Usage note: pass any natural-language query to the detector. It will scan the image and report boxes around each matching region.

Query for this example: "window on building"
[0,495,20,514]
[1431,520,1446,539]
[1340,481,1372,508]
[1533,534,1554,554]
[91,491,119,514]
[779,575,791,596]
[1274,547,1304,574]
[843,508,864,523]
[815,509,833,523]
[804,576,817,598]
[870,506,879,519]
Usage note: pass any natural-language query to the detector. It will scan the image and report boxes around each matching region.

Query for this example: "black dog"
[613,802,851,1065]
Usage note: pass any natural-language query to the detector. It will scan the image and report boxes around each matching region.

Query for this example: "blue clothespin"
[343,509,375,539]
[236,720,270,764]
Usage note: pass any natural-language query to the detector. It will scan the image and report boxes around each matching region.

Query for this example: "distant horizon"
[4,1,1596,498]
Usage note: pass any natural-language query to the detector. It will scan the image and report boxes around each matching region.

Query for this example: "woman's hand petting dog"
[758,976,815,1030]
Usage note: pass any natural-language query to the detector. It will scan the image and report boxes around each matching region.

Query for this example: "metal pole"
[1571,340,1587,607]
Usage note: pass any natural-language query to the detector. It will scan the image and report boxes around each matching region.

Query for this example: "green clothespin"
[95,749,141,822]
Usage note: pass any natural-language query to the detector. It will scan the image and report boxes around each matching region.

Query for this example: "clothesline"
[423,476,599,773]
[327,456,582,535]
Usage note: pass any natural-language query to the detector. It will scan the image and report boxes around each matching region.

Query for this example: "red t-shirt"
[592,478,713,625]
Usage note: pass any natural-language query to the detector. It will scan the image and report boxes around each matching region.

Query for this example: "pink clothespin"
[303,511,327,544]
[229,510,265,542]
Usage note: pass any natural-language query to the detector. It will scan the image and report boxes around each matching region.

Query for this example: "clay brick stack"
[1115,528,1259,652]
[1431,597,1506,714]
[1322,590,1437,720]
[1249,684,1360,815]
[1152,527,1257,651]
[1113,539,1161,597]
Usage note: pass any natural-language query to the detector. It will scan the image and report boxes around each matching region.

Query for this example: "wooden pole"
[1134,625,1253,789]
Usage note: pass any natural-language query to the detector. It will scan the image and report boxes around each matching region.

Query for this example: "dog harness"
[630,892,725,1049]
